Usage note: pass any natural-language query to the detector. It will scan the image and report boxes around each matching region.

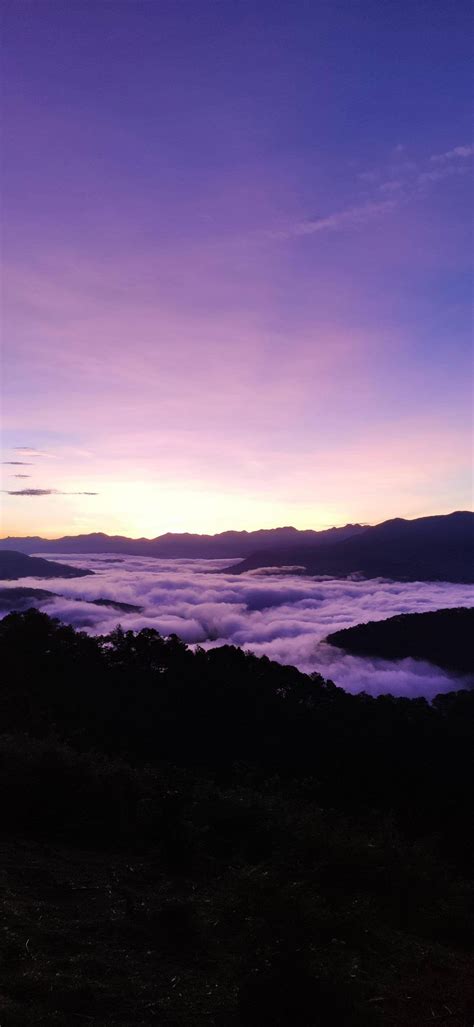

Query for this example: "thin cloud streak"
[417,164,470,185]
[13,447,55,458]
[3,488,98,496]
[430,144,474,162]
[270,200,397,240]
[269,141,473,242]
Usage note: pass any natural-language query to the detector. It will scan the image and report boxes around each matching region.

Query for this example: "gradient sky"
[1,0,473,538]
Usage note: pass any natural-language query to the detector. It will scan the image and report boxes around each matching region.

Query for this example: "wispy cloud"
[271,199,396,240]
[357,170,379,184]
[14,446,55,458]
[2,461,33,466]
[417,163,471,185]
[10,474,31,479]
[378,179,403,194]
[430,144,474,163]
[3,488,98,497]
[270,141,472,244]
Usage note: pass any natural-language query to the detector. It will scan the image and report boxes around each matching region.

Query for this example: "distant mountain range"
[226,512,474,583]
[0,523,363,558]
[0,511,472,583]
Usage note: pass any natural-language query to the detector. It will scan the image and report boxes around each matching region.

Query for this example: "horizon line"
[0,509,471,543]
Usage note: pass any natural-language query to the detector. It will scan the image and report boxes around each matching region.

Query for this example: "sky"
[1,0,473,538]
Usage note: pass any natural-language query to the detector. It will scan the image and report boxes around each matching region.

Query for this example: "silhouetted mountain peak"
[227,512,474,583]
[0,522,364,559]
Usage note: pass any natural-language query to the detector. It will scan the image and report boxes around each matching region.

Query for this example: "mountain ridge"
[226,511,474,583]
[1,512,472,583]
[0,523,364,558]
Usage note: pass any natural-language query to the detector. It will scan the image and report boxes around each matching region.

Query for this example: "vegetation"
[0,609,472,1026]
[0,586,59,610]
[326,607,474,674]
[0,587,142,614]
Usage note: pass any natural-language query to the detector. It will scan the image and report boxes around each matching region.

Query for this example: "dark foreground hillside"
[0,610,473,1026]
[326,607,474,674]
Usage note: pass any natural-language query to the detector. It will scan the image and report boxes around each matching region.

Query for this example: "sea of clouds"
[1,553,473,698]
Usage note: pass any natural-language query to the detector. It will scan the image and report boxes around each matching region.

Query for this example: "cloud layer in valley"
[1,554,472,698]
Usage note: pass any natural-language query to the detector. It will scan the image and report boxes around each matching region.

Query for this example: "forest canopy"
[0,609,472,1026]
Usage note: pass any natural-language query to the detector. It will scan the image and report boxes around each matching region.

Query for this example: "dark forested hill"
[228,511,474,582]
[0,551,94,580]
[326,607,474,674]
[0,586,141,613]
[0,586,59,610]
[1,609,472,830]
[0,609,473,1026]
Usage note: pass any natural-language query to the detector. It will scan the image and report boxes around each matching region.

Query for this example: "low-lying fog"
[2,554,473,698]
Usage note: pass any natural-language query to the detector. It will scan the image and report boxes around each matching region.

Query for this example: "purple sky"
[1,0,472,537]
